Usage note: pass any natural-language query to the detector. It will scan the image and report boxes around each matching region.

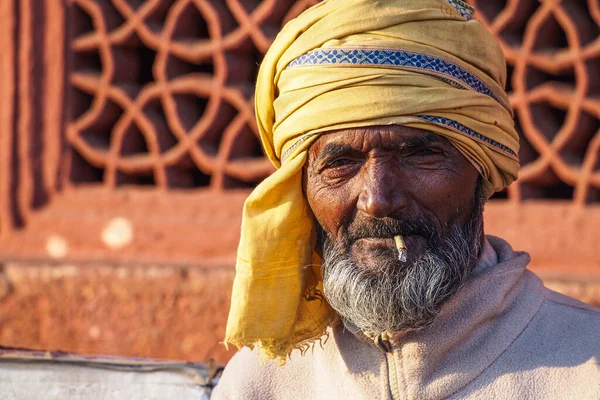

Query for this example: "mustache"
[345,216,437,243]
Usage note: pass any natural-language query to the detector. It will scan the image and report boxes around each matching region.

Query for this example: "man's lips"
[354,237,396,247]
[354,236,417,245]
[351,235,427,257]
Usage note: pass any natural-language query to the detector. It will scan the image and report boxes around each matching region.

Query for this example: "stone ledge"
[0,261,236,364]
[0,260,597,364]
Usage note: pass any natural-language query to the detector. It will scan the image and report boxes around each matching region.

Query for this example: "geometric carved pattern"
[472,0,600,204]
[67,0,599,201]
[68,0,308,190]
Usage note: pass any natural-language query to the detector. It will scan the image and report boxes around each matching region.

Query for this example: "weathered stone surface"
[0,189,247,265]
[0,261,236,364]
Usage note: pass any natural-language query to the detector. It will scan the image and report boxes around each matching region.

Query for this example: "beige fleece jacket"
[213,236,600,399]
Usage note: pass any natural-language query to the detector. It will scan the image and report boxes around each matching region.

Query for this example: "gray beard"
[320,206,484,337]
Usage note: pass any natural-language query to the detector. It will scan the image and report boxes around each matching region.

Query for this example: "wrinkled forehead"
[306,125,455,159]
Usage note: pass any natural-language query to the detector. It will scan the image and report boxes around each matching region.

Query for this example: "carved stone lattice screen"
[67,0,276,190]
[473,0,600,204]
[0,0,598,363]
[67,0,600,201]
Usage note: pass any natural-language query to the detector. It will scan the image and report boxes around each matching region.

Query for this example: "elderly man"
[212,0,600,398]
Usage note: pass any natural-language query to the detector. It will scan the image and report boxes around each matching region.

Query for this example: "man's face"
[304,125,485,336]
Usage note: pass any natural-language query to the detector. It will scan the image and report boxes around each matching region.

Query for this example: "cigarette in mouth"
[394,235,407,263]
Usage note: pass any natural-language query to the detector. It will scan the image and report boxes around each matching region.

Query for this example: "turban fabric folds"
[225,0,520,360]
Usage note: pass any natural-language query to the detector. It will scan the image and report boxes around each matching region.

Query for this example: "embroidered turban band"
[224,0,520,360]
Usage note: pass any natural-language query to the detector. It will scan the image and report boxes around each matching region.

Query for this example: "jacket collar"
[338,236,545,399]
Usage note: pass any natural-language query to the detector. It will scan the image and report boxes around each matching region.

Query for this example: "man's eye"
[407,148,440,157]
[325,158,354,168]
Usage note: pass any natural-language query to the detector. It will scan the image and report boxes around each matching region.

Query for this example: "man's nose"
[356,163,405,218]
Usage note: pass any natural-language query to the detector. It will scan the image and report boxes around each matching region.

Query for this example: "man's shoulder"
[458,288,599,399]
[516,287,600,360]
[212,346,317,399]
[539,288,600,335]
[212,347,274,399]
[211,327,381,399]
[540,288,600,330]
[543,288,600,315]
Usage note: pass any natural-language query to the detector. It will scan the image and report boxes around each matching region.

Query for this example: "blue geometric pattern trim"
[281,115,516,162]
[287,48,501,104]
[415,115,517,158]
[445,0,475,21]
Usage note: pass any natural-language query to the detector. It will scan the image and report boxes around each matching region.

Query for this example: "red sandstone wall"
[0,0,598,364]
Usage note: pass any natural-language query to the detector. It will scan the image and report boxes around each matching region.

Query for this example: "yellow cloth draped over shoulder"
[224,0,520,360]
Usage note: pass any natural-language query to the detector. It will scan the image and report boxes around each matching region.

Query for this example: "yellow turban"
[225,0,520,360]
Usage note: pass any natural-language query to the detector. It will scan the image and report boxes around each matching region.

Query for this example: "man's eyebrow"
[316,144,355,163]
[316,132,443,162]
[409,132,443,147]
